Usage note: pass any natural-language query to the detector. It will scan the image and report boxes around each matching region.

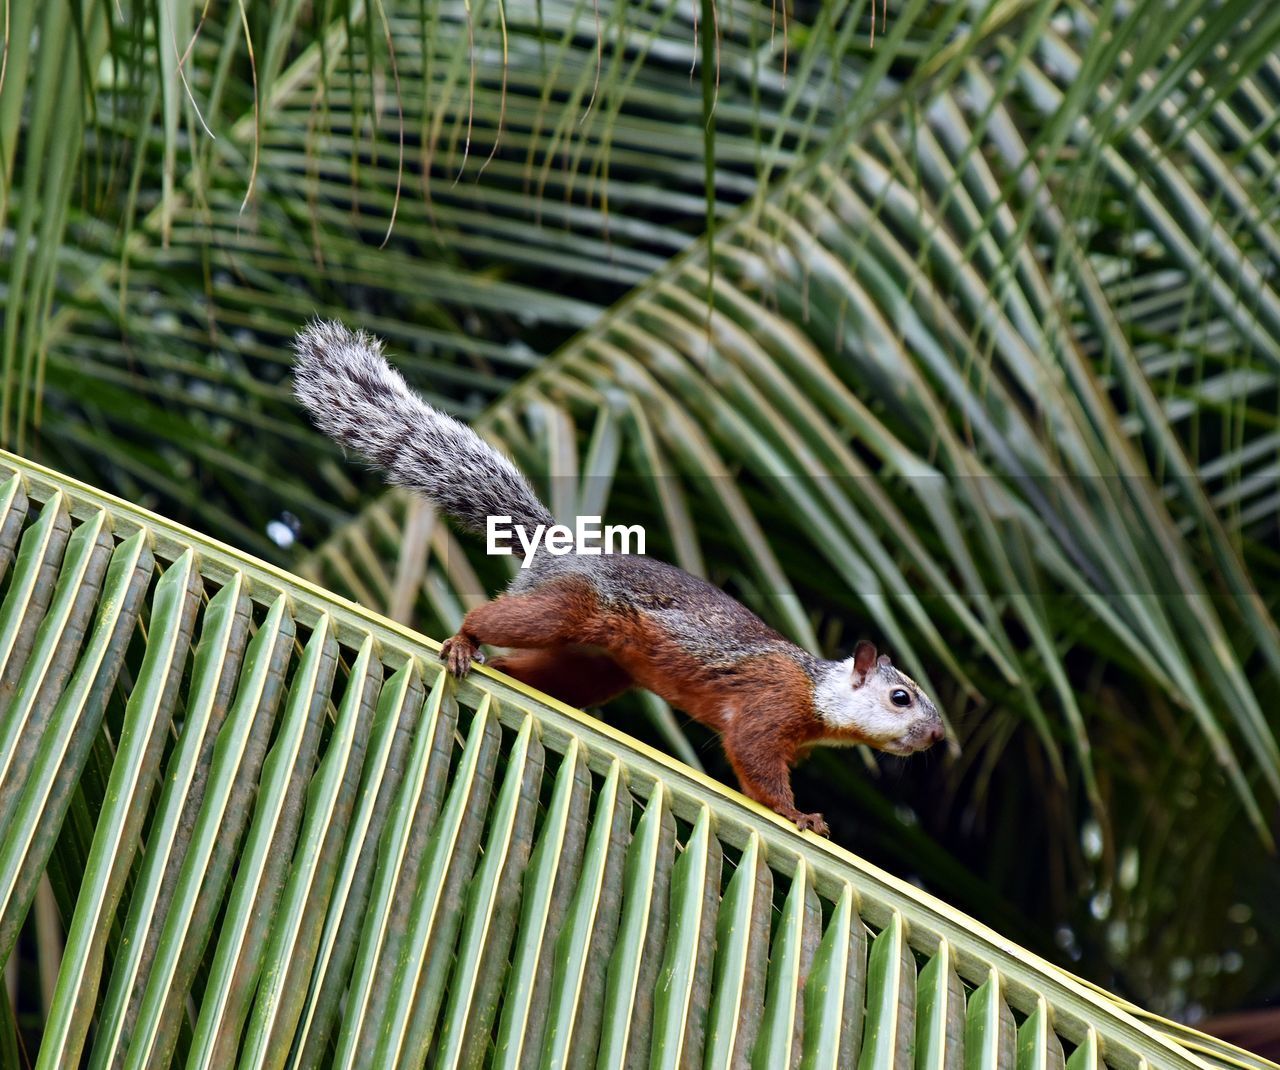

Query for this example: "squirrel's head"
[814,641,945,755]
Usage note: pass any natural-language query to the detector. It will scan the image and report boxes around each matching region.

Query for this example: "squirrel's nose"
[927,722,946,746]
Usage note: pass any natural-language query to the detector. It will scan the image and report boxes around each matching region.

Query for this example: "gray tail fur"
[293,319,554,534]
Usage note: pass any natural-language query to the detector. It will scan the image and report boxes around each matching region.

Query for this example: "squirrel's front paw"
[440,635,481,679]
[791,811,829,837]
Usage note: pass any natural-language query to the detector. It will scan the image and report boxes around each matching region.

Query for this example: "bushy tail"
[293,320,553,534]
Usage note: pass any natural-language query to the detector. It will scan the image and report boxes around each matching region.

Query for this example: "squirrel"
[292,320,945,835]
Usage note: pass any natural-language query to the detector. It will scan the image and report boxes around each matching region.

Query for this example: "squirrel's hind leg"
[489,647,633,708]
[441,581,599,678]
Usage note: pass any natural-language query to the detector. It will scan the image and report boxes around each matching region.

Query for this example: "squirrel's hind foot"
[789,811,830,837]
[441,635,484,678]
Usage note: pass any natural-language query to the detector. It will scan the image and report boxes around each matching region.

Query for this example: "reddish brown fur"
[441,577,840,834]
[487,647,634,709]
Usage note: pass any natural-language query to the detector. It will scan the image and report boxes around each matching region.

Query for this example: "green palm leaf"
[299,7,1280,837]
[276,0,1280,1013]
[0,447,1258,1068]
[5,0,1279,1025]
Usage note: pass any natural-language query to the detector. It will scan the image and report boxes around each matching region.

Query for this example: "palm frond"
[0,448,1242,1068]
[10,0,983,540]
[295,0,1280,1013]
[5,0,1280,1020]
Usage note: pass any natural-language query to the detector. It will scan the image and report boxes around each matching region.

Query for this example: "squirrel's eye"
[890,688,911,708]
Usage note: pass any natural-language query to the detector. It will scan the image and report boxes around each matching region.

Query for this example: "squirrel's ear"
[876,653,892,668]
[852,640,877,684]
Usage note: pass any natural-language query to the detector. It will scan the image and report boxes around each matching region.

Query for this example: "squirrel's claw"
[441,635,480,679]
[792,812,830,837]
